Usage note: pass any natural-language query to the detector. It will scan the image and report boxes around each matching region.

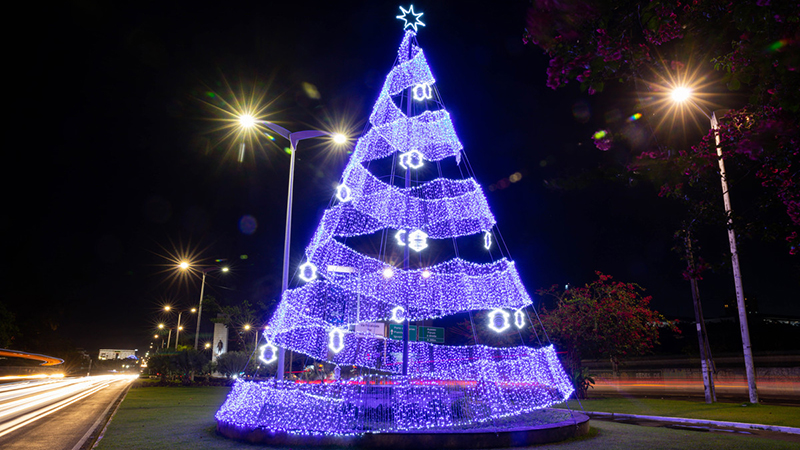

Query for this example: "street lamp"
[163,305,196,350]
[158,323,171,349]
[239,117,348,381]
[178,262,229,350]
[670,86,758,404]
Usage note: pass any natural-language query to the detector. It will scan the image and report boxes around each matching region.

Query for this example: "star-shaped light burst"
[396,5,425,32]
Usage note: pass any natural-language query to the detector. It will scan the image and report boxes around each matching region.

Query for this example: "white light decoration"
[413,82,432,101]
[258,343,278,364]
[484,230,492,249]
[408,229,429,252]
[390,306,406,323]
[487,308,511,333]
[335,184,352,202]
[396,5,425,32]
[514,308,525,329]
[399,149,425,169]
[395,229,407,246]
[298,262,318,282]
[216,29,574,438]
[328,328,346,353]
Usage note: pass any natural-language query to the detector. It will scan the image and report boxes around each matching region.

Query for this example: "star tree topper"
[396,5,425,32]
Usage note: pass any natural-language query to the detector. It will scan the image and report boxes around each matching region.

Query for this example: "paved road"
[0,375,135,450]
[591,377,800,405]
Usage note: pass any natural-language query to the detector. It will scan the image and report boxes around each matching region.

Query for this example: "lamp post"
[158,323,171,349]
[179,262,229,350]
[670,87,758,403]
[164,305,196,350]
[239,117,348,381]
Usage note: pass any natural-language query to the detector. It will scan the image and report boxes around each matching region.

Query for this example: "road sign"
[418,326,444,343]
[355,322,386,337]
[388,324,417,341]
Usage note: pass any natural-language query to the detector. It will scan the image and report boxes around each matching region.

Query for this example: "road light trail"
[0,375,136,438]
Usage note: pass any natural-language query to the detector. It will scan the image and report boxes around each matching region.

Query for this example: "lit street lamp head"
[671,86,692,103]
[332,133,347,144]
[179,261,190,270]
[239,114,256,129]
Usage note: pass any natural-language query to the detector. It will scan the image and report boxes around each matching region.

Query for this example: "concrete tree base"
[216,411,590,448]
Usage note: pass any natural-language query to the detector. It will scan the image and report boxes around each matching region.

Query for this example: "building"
[98,349,137,360]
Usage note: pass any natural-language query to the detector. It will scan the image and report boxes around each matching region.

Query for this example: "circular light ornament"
[390,306,406,323]
[336,184,352,202]
[483,231,492,250]
[413,83,433,101]
[259,343,278,364]
[328,328,346,354]
[299,262,318,282]
[514,309,526,329]
[487,308,511,333]
[399,150,425,170]
[395,230,407,246]
[408,229,429,252]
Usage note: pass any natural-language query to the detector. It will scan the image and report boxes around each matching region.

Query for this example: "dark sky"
[8,1,798,355]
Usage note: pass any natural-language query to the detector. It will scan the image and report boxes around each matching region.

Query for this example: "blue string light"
[216,29,573,436]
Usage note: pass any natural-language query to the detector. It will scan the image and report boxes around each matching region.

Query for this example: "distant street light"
[158,323,172,349]
[670,86,758,404]
[238,117,349,381]
[163,305,196,350]
[178,262,229,350]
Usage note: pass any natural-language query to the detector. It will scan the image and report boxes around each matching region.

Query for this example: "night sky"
[8,1,798,355]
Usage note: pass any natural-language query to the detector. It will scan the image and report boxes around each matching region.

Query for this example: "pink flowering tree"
[535,272,678,398]
[524,0,799,254]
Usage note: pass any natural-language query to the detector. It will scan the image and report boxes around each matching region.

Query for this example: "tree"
[523,0,799,253]
[216,28,573,435]
[535,272,678,398]
[0,302,21,348]
[215,351,251,378]
[206,298,268,352]
[172,349,210,382]
[148,353,172,382]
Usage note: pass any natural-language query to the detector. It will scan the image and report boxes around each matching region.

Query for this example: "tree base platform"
[216,410,590,448]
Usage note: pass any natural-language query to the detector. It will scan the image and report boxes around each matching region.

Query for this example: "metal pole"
[167,329,172,349]
[686,234,714,403]
[276,141,297,381]
[401,63,413,376]
[194,272,207,350]
[711,111,758,403]
[175,311,182,350]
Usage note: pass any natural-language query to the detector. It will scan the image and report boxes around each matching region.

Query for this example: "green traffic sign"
[388,324,417,341]
[418,326,444,343]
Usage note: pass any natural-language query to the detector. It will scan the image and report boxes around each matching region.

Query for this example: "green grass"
[95,386,799,449]
[554,398,800,428]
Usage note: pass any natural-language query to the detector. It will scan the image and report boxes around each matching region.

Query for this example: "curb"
[553,409,800,435]
[71,379,134,450]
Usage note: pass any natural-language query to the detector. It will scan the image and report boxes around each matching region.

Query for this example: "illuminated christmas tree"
[216,9,573,436]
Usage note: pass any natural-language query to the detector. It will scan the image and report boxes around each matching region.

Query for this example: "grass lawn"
[95,386,799,450]
[553,398,800,428]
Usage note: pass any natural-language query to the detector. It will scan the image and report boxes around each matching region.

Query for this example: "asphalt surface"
[0,376,134,450]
